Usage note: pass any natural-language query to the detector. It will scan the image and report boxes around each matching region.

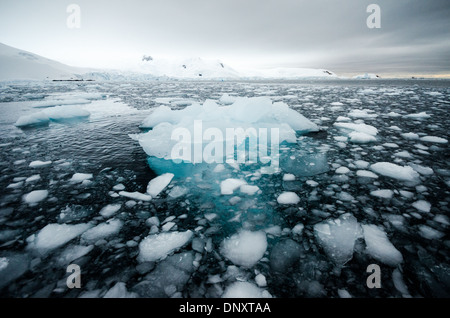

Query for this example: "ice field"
[0,79,449,298]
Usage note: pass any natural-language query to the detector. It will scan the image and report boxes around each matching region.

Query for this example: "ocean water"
[0,79,449,298]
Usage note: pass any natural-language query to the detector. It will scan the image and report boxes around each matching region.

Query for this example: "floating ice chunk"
[387,111,402,117]
[412,200,431,213]
[356,170,378,178]
[395,151,413,159]
[370,189,394,199]
[219,93,237,105]
[81,219,123,243]
[399,190,414,199]
[168,186,188,198]
[220,178,247,195]
[314,213,361,266]
[138,230,193,262]
[383,143,399,148]
[419,136,448,144]
[361,224,403,266]
[70,173,93,183]
[29,160,52,168]
[15,112,50,127]
[240,184,260,195]
[118,191,152,201]
[404,112,431,119]
[392,268,411,297]
[23,190,48,204]
[418,225,444,240]
[335,167,350,174]
[28,223,93,255]
[334,122,378,136]
[277,192,300,204]
[401,132,419,140]
[222,282,272,298]
[349,131,377,143]
[370,162,420,182]
[337,192,354,202]
[306,180,319,187]
[112,183,125,191]
[146,173,174,197]
[255,274,267,287]
[220,230,267,268]
[409,164,433,176]
[25,174,41,182]
[57,245,94,265]
[388,125,402,131]
[433,214,450,226]
[292,223,304,235]
[337,289,352,298]
[283,173,296,181]
[348,109,378,118]
[354,160,369,169]
[336,116,350,122]
[44,106,90,121]
[104,282,137,298]
[99,204,121,218]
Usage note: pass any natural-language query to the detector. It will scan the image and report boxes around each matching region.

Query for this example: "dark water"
[0,79,449,298]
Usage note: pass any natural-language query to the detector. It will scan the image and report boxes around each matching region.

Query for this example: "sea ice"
[70,173,93,183]
[314,213,361,265]
[81,219,123,243]
[146,173,174,197]
[419,136,448,144]
[370,162,420,182]
[356,170,378,178]
[370,189,394,199]
[222,281,271,298]
[220,230,267,268]
[29,160,52,168]
[99,204,121,218]
[28,223,93,255]
[277,192,300,204]
[220,178,247,195]
[418,225,445,240]
[23,190,48,204]
[138,230,193,262]
[118,191,152,201]
[361,224,403,266]
[412,200,431,213]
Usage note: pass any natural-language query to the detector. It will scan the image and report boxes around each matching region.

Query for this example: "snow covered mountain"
[0,43,89,81]
[0,42,338,81]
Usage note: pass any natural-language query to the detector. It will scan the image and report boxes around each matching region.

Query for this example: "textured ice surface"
[138,231,193,262]
[220,230,267,268]
[370,162,420,182]
[99,204,121,218]
[28,223,93,255]
[81,219,123,243]
[277,192,300,204]
[146,173,174,197]
[314,213,362,266]
[361,224,403,267]
[222,282,272,298]
[23,190,48,204]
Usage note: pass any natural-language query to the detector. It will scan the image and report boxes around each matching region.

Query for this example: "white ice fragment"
[356,170,378,179]
[222,282,272,298]
[335,167,350,174]
[314,213,361,265]
[138,231,193,262]
[404,112,431,119]
[112,183,125,191]
[306,180,319,187]
[146,173,174,197]
[70,173,93,183]
[370,162,420,182]
[99,204,121,218]
[283,174,296,181]
[28,223,93,254]
[255,274,267,287]
[104,282,137,298]
[81,219,123,243]
[220,230,267,268]
[29,160,52,168]
[412,200,431,213]
[25,174,41,183]
[349,131,377,143]
[334,122,378,136]
[23,190,48,204]
[118,191,152,201]
[277,192,300,204]
[418,225,444,240]
[220,178,247,195]
[240,184,260,195]
[419,136,448,144]
[401,132,419,140]
[292,223,304,235]
[370,189,394,199]
[361,224,403,267]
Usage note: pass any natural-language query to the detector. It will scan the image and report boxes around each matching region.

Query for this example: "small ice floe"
[220,230,267,268]
[370,162,420,182]
[138,230,193,262]
[146,173,174,197]
[23,190,48,204]
[277,191,300,204]
[361,224,403,267]
[222,282,272,298]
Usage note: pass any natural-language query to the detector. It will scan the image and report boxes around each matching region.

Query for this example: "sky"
[0,0,449,77]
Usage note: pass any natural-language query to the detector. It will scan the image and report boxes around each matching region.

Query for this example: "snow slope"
[0,43,88,81]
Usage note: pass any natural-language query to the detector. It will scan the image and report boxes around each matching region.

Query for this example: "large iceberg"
[132,97,318,167]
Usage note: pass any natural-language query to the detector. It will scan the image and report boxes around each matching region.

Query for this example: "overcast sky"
[0,0,449,77]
